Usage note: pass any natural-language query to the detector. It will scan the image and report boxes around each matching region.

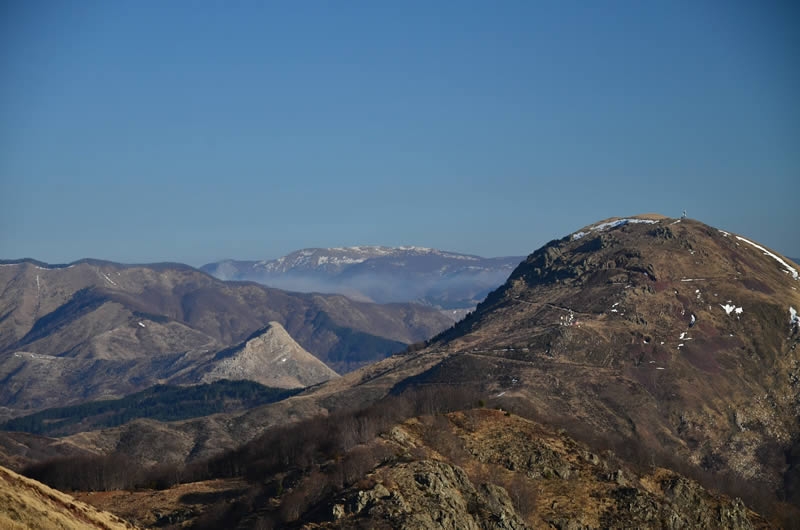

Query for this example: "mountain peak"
[443,215,798,343]
[420,215,800,493]
[200,322,339,389]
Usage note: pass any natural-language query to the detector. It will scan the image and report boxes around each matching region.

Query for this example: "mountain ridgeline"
[201,246,524,309]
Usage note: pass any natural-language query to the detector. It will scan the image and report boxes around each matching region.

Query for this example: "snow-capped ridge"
[253,246,487,274]
[201,246,523,308]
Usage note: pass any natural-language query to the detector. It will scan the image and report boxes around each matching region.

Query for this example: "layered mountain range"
[0,259,452,419]
[3,215,799,528]
[202,246,524,309]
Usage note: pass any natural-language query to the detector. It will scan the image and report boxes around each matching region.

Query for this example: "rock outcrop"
[195,322,339,388]
[330,460,526,530]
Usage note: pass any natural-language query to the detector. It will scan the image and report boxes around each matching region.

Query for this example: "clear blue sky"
[1,1,798,265]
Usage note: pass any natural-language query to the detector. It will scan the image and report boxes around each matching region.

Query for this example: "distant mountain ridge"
[202,246,524,309]
[256,246,486,274]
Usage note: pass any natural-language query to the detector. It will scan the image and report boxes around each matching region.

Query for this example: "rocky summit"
[422,215,800,500]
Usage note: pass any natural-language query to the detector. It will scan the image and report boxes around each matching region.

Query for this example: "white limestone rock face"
[201,322,339,388]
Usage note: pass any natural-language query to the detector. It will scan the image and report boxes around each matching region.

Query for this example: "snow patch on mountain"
[572,218,658,241]
[720,303,743,316]
[735,236,798,280]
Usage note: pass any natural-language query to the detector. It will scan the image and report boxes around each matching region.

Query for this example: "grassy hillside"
[0,464,138,529]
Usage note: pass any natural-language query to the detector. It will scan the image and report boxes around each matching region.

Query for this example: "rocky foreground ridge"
[75,409,770,529]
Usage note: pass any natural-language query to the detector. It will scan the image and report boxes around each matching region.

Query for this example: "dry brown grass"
[0,464,138,530]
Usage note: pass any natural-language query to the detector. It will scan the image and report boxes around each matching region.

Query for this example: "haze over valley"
[203,246,524,314]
